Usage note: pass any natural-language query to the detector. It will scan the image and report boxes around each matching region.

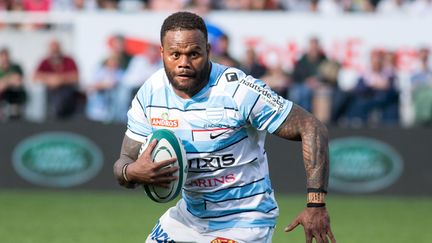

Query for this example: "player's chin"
[173,77,197,90]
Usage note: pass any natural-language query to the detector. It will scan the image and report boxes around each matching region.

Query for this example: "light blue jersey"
[126,62,293,232]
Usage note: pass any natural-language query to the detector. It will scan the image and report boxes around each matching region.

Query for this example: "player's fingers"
[156,166,179,177]
[154,158,177,169]
[305,231,313,243]
[314,232,325,243]
[284,219,300,232]
[154,182,171,188]
[154,176,178,184]
[328,228,337,243]
[143,139,158,156]
[321,232,329,243]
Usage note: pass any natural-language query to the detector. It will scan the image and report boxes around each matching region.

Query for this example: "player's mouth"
[176,72,195,81]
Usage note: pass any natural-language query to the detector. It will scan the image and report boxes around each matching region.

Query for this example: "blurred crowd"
[0,0,431,14]
[1,32,432,127]
[1,1,432,127]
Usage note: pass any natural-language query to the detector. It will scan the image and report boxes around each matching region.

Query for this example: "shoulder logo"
[225,72,238,82]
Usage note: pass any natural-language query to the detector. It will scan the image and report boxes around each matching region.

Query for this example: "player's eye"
[172,52,180,59]
[190,52,200,58]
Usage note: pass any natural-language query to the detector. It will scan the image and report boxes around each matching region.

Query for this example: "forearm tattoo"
[275,104,329,191]
[113,135,142,188]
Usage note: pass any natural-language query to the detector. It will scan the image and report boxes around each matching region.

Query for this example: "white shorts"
[145,208,274,243]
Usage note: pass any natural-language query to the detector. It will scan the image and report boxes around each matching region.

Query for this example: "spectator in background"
[22,0,50,11]
[289,36,327,112]
[278,0,310,11]
[0,0,12,10]
[52,0,98,11]
[346,50,399,125]
[108,34,132,70]
[147,0,186,10]
[410,47,432,126]
[98,0,120,9]
[33,39,81,119]
[211,33,241,68]
[84,53,123,122]
[186,0,213,14]
[316,0,345,14]
[117,44,162,122]
[260,52,291,97]
[376,0,410,13]
[317,57,349,124]
[0,47,27,120]
[217,0,283,10]
[346,0,380,12]
[241,47,267,79]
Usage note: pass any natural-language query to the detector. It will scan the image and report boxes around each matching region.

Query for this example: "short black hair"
[160,11,208,44]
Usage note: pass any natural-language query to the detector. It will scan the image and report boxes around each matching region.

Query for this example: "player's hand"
[127,139,179,188]
[284,207,336,243]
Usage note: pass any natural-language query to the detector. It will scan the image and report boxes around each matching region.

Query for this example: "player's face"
[161,29,210,98]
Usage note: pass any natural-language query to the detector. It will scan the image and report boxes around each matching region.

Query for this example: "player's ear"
[206,43,211,55]
[160,45,164,58]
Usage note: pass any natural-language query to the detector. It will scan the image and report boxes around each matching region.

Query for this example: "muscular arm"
[274,104,329,191]
[276,104,336,242]
[113,135,142,188]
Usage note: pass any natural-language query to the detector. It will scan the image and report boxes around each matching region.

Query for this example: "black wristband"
[307,203,326,208]
[306,203,325,208]
[307,188,328,194]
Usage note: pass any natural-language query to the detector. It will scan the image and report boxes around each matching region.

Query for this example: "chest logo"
[151,112,178,127]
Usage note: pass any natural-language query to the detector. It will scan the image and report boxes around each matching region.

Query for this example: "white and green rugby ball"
[139,129,187,203]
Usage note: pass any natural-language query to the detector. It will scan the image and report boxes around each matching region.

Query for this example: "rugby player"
[114,11,336,243]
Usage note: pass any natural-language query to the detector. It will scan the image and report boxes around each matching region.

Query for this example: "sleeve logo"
[225,72,239,82]
[239,77,284,112]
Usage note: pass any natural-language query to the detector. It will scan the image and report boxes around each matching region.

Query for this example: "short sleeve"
[233,76,293,133]
[125,87,152,143]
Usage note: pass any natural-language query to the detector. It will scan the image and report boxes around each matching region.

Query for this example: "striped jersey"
[126,62,293,232]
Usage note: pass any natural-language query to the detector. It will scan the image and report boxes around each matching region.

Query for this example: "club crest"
[206,107,225,124]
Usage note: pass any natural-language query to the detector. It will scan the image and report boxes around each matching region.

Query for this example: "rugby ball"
[139,129,187,203]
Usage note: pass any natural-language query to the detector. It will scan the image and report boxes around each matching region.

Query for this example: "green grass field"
[1,190,431,243]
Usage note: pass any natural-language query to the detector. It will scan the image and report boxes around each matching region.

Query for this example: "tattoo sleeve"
[113,135,142,188]
[274,104,329,191]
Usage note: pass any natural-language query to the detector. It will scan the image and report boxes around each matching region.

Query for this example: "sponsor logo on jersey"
[239,78,284,112]
[329,137,404,193]
[192,128,231,141]
[12,132,103,187]
[210,130,229,139]
[211,237,238,243]
[188,153,235,171]
[151,113,179,127]
[203,123,237,129]
[189,173,236,188]
[225,72,239,82]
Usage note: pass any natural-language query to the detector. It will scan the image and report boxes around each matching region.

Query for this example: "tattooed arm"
[113,135,179,189]
[274,104,329,191]
[275,104,336,243]
[113,135,142,188]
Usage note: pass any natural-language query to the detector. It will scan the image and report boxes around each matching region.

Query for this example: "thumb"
[284,219,300,232]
